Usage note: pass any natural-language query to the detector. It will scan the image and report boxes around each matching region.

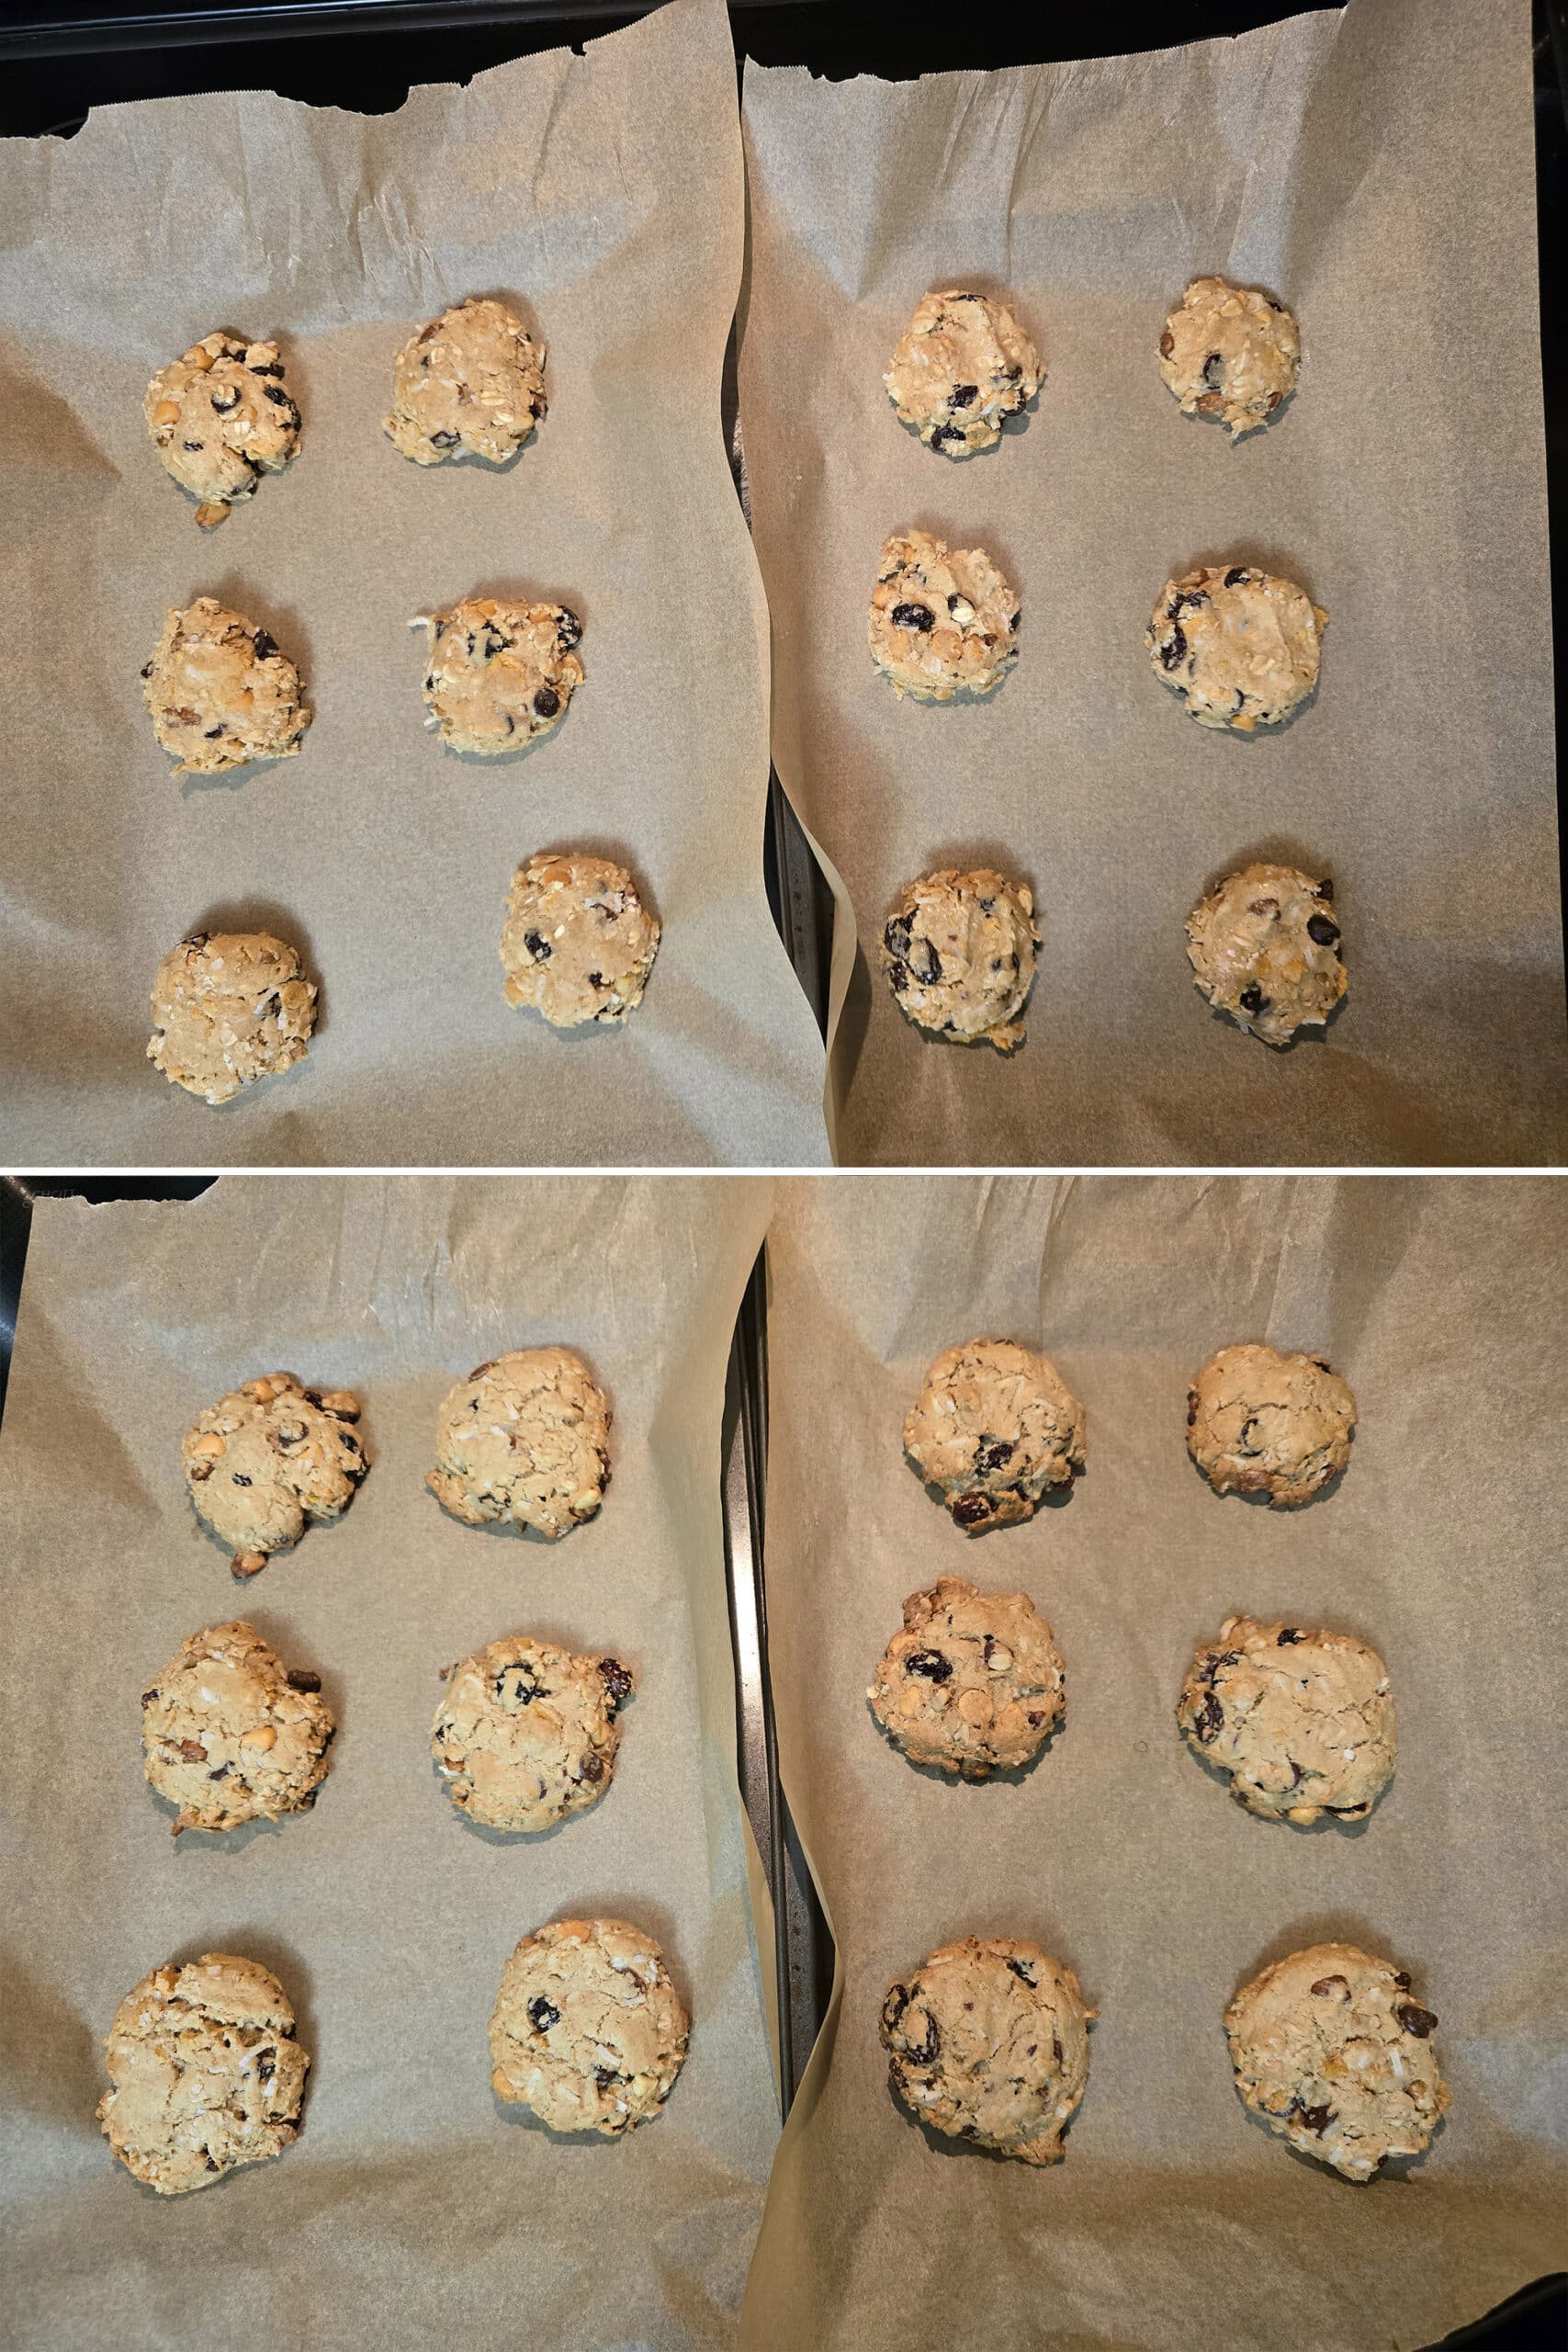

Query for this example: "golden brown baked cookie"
[183,1371,365,1569]
[869,529,1019,700]
[881,868,1038,1052]
[489,1918,688,2136]
[1187,1342,1356,1507]
[881,1935,1094,2164]
[868,1577,1066,1778]
[1177,1615,1394,1823]
[97,1953,309,2194]
[141,1621,333,1836]
[905,1339,1085,1532]
[148,932,318,1108]
[432,1636,634,1832]
[426,1348,610,1538]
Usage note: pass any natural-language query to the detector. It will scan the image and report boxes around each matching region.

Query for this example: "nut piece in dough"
[97,1952,309,2195]
[1225,1942,1448,2180]
[1178,1615,1394,1823]
[881,1936,1093,2165]
[885,288,1043,455]
[1187,864,1345,1046]
[432,1635,634,1832]
[417,596,583,755]
[1188,1342,1356,1509]
[868,1577,1066,1779]
[905,1338,1085,1532]
[144,332,301,526]
[183,1371,366,1564]
[427,1347,611,1538]
[882,867,1038,1052]
[1158,276,1299,436]
[149,933,318,1109]
[385,297,546,467]
[500,853,660,1029]
[489,1917,688,2136]
[141,1621,334,1837]
[1147,565,1325,731]
[142,598,310,775]
[870,529,1019,701]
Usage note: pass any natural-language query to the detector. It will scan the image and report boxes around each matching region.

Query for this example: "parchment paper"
[0,0,830,1168]
[738,0,1568,1166]
[0,1174,782,2351]
[746,1175,1568,2350]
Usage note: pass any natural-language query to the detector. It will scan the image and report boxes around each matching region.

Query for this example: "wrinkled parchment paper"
[0,1175,782,2352]
[0,0,829,1168]
[746,1176,1568,2350]
[739,0,1568,1166]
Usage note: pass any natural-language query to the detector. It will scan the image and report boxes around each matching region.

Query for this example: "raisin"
[949,382,977,408]
[594,2067,620,2090]
[886,961,910,994]
[263,384,291,407]
[527,1997,559,2033]
[1202,353,1224,386]
[204,727,224,739]
[1396,2002,1438,2039]
[1307,913,1340,946]
[905,2013,941,2066]
[929,424,966,448]
[1195,1691,1224,1743]
[1158,626,1187,672]
[906,1650,953,1683]
[976,1439,1013,1471]
[1315,877,1335,902]
[523,932,551,961]
[882,1984,910,2030]
[1277,1628,1304,1646]
[1224,566,1251,587]
[1006,1957,1036,1986]
[182,439,205,451]
[251,629,277,662]
[909,939,942,985]
[256,2052,275,2082]
[1292,2100,1335,2134]
[1238,984,1266,1013]
[286,1668,322,1692]
[890,601,934,632]
[884,916,912,962]
[599,1658,634,1712]
[532,685,561,720]
[210,386,240,414]
[140,662,153,679]
[555,609,583,650]
[208,1762,231,1781]
[1159,329,1175,357]
[141,1688,158,1708]
[951,1494,990,1529]
[496,1666,544,1706]
[1392,1970,1412,1990]
[430,430,458,448]
[580,1753,604,1783]
[231,1472,253,1487]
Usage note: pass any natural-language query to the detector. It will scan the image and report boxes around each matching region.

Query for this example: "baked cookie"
[432,1636,634,1833]
[882,868,1038,1052]
[1158,277,1299,437]
[149,932,318,1108]
[183,1372,366,1573]
[427,1348,610,1538]
[97,1952,309,2195]
[489,1917,688,2136]
[905,1339,1085,1532]
[144,332,300,526]
[1177,1615,1394,1823]
[1224,1943,1448,2180]
[500,853,660,1029]
[869,530,1019,701]
[1187,864,1345,1046]
[1146,566,1325,731]
[881,1936,1093,2165]
[142,598,310,775]
[885,288,1043,455]
[1188,1343,1356,1508]
[868,1577,1066,1778]
[385,297,546,467]
[415,596,583,754]
[141,1621,333,1837]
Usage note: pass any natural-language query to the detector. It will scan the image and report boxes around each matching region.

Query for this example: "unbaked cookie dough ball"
[881,868,1039,1052]
[1147,565,1325,731]
[1187,864,1345,1046]
[144,332,301,526]
[869,529,1019,700]
[1177,1615,1395,1823]
[1187,1342,1356,1508]
[1224,1943,1448,2180]
[869,1577,1066,1779]
[426,1347,611,1538]
[183,1372,366,1571]
[385,296,546,467]
[142,598,310,775]
[500,853,660,1029]
[881,1936,1093,2165]
[489,1917,688,2136]
[885,288,1043,455]
[141,1621,333,1837]
[416,595,583,754]
[1158,276,1299,436]
[97,1952,310,2195]
[149,932,318,1109]
[905,1338,1085,1533]
[432,1635,634,1833]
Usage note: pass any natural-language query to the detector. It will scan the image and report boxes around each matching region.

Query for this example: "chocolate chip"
[532,684,560,719]
[203,727,224,739]
[890,601,934,633]
[1158,625,1187,672]
[231,1472,253,1486]
[182,439,205,451]
[1009,608,1021,632]
[1307,913,1340,946]
[1277,1628,1304,1646]
[952,1494,990,1529]
[429,430,458,448]
[976,1439,1013,1471]
[1006,1957,1036,1986]
[587,971,605,989]
[1315,877,1335,902]
[1172,591,1210,616]
[210,386,240,413]
[527,1997,559,2033]
[1202,352,1224,386]
[1195,1691,1224,1743]
[1238,984,1267,1013]
[594,2067,620,2090]
[523,932,551,961]
[1397,2002,1438,2039]
[263,383,291,407]
[909,938,942,985]
[580,1752,604,1783]
[882,1984,910,2030]
[1393,1970,1412,1989]
[930,423,967,448]
[599,1658,634,1712]
[945,382,979,410]
[906,1650,953,1683]
[1224,567,1251,587]
[884,916,912,962]
[286,1668,322,1692]
[205,2154,220,2172]
[1293,2100,1335,2135]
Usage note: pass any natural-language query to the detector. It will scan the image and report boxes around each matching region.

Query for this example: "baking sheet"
[0,0,830,1169]
[737,0,1568,1166]
[745,1174,1568,2351]
[0,1173,783,2352]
